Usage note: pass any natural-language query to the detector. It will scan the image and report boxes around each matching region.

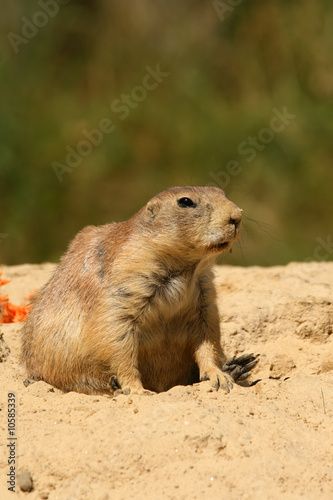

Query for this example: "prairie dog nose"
[229,208,243,229]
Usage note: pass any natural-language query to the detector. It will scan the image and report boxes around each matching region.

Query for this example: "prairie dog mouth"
[208,241,231,253]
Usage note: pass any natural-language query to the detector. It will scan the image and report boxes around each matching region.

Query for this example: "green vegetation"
[1,0,332,266]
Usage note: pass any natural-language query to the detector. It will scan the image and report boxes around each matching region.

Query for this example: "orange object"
[0,271,32,323]
[0,273,10,286]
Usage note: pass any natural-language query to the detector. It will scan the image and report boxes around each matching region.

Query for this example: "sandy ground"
[0,262,332,500]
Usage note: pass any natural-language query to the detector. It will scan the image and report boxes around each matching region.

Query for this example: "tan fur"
[21,186,243,395]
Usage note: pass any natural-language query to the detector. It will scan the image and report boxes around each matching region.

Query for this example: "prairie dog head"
[142,186,242,260]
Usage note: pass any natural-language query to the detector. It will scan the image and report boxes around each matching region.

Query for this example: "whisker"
[242,216,284,243]
[236,235,248,266]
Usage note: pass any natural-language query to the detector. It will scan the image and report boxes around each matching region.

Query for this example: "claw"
[234,353,259,365]
[200,371,233,393]
[142,390,154,396]
[110,375,121,391]
[215,374,220,391]
[229,365,242,380]
[223,353,260,383]
[248,378,262,387]
[224,374,233,392]
[241,359,260,373]
[23,378,35,388]
[224,356,237,367]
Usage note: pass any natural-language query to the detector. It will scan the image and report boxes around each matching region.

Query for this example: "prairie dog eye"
[177,197,197,208]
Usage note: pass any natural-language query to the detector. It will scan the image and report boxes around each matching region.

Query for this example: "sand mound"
[0,262,332,499]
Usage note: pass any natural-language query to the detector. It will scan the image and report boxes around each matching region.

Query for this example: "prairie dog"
[21,186,258,395]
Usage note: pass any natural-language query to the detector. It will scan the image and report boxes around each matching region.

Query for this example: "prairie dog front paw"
[200,369,233,393]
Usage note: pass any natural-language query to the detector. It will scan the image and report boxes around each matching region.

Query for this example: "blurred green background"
[1,0,332,266]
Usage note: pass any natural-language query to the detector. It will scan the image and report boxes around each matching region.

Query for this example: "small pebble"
[18,470,33,492]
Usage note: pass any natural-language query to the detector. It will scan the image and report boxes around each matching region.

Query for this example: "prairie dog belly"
[138,325,198,392]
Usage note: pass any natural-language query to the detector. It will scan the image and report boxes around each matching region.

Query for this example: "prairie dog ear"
[146,200,161,219]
